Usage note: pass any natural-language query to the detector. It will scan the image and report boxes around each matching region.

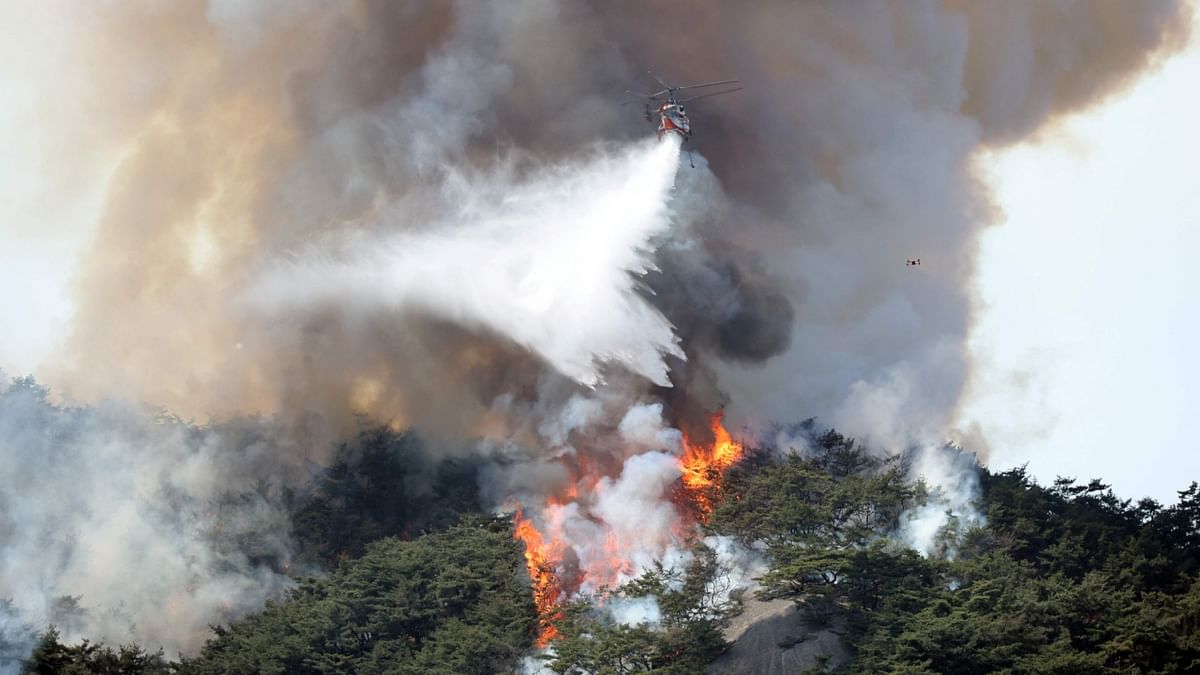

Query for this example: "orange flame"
[513,508,564,647]
[679,412,745,519]
[511,412,745,647]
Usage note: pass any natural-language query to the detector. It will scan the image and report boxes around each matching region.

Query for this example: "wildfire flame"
[513,507,564,647]
[511,411,744,646]
[679,412,745,519]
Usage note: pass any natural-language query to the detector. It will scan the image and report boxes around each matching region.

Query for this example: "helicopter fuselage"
[655,101,691,139]
[628,75,738,151]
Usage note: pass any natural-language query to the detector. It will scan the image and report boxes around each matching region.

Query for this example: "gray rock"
[709,598,849,675]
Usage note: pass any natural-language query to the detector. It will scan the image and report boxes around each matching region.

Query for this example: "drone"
[906,258,922,267]
[625,71,741,167]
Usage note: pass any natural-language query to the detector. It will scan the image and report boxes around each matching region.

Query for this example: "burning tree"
[510,412,746,647]
[513,508,567,647]
[679,412,746,521]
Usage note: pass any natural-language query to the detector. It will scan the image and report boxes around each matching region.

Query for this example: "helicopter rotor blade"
[674,79,739,92]
[624,89,661,100]
[676,87,743,103]
[646,69,670,89]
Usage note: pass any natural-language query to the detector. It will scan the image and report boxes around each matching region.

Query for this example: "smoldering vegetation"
[0,375,484,661]
[0,376,297,657]
[6,373,1200,673]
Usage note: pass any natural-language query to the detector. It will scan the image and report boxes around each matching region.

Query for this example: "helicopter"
[625,71,741,166]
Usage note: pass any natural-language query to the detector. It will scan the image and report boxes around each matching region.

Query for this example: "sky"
[960,11,1200,504]
[0,6,100,374]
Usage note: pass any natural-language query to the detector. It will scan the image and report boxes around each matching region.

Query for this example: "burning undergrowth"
[679,413,747,521]
[507,410,746,647]
[504,412,995,652]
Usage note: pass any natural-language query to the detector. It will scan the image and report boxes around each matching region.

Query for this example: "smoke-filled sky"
[959,8,1200,504]
[0,0,1195,659]
[0,0,1193,447]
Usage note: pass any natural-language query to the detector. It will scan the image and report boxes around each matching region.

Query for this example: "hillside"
[13,418,1200,673]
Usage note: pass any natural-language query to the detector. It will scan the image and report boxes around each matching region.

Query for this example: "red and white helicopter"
[626,72,741,166]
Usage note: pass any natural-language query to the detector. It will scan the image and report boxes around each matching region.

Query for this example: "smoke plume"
[0,377,300,659]
[0,0,1192,657]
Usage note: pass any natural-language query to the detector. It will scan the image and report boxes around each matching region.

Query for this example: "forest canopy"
[6,390,1198,674]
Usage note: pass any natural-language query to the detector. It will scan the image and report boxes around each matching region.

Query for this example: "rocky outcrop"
[709,598,849,675]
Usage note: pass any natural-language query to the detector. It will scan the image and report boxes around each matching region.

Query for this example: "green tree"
[180,517,536,675]
[844,469,1200,674]
[25,626,170,675]
[290,425,482,567]
[547,547,731,674]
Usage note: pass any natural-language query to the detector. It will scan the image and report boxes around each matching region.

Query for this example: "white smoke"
[0,379,299,658]
[587,452,686,585]
[819,357,987,558]
[604,595,662,627]
[899,444,986,557]
[252,136,685,388]
[596,535,765,630]
[617,403,684,452]
[496,399,691,592]
[501,396,766,628]
[704,534,769,600]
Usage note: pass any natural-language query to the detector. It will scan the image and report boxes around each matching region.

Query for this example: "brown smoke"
[31,1,1187,450]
